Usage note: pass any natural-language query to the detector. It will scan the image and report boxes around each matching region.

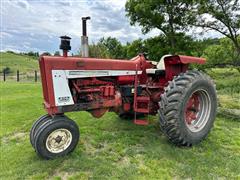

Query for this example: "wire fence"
[1,70,40,82]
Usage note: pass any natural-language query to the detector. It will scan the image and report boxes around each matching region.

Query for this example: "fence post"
[3,71,6,81]
[35,71,37,82]
[17,70,20,82]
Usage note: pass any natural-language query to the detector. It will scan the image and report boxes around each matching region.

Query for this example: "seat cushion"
[156,54,172,69]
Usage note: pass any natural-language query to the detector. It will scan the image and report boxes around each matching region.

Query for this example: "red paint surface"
[39,54,205,117]
[185,93,200,124]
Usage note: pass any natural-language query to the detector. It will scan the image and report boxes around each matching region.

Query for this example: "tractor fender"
[163,55,206,80]
[164,55,205,65]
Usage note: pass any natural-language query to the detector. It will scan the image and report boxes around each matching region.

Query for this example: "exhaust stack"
[81,16,91,57]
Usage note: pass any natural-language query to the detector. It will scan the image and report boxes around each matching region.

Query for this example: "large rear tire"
[159,70,217,146]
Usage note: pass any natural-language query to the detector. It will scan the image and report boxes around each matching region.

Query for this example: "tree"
[126,39,146,58]
[2,67,11,74]
[203,37,240,66]
[40,52,51,56]
[190,38,220,57]
[27,51,39,57]
[89,42,109,58]
[6,51,15,54]
[54,51,60,56]
[194,0,240,56]
[143,33,195,61]
[99,37,127,59]
[125,0,195,53]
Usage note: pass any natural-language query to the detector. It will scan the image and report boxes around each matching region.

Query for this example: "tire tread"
[159,70,217,146]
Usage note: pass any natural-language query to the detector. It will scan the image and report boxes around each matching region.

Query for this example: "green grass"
[0,52,38,75]
[0,68,240,179]
[207,68,240,109]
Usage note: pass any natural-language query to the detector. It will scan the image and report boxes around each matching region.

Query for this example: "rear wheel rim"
[46,128,72,153]
[184,89,211,132]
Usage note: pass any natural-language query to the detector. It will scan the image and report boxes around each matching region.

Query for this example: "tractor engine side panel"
[39,55,153,115]
[52,70,74,106]
[51,69,142,106]
[45,69,143,115]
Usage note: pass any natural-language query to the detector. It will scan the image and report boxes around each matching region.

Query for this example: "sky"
[1,0,223,54]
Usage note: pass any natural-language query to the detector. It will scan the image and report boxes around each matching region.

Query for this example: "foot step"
[134,108,149,113]
[134,119,149,125]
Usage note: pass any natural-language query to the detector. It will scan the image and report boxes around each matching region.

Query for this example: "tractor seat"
[146,54,172,75]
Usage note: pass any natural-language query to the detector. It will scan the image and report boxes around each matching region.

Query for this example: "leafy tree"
[2,67,12,74]
[89,42,109,58]
[54,51,60,56]
[203,37,240,66]
[143,33,195,61]
[40,52,51,56]
[194,0,240,56]
[6,51,15,54]
[99,37,127,59]
[27,51,39,57]
[190,38,220,57]
[144,35,171,61]
[126,39,146,58]
[125,0,195,53]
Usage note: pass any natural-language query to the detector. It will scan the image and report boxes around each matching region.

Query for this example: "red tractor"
[30,18,217,159]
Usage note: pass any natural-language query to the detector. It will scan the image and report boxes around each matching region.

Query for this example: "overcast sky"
[1,0,222,54]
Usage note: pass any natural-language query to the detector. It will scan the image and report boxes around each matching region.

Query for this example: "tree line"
[88,35,239,68]
[125,0,240,56]
[7,34,239,69]
[88,0,240,68]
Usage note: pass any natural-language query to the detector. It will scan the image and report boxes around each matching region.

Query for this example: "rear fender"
[164,55,205,80]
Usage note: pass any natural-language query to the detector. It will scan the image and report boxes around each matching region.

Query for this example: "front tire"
[30,114,51,147]
[159,70,217,146]
[34,116,79,159]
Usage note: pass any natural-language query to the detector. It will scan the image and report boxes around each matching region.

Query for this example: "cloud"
[2,0,151,53]
[16,0,30,10]
[56,1,72,6]
[1,0,223,53]
[0,32,13,38]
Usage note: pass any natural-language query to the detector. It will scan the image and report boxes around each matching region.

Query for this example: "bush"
[203,38,240,67]
[6,51,16,54]
[2,67,12,74]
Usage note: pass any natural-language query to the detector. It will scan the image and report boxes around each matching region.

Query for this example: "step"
[134,119,149,125]
[135,108,149,113]
[136,96,150,103]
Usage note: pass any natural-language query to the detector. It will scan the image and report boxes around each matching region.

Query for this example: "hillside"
[0,52,38,75]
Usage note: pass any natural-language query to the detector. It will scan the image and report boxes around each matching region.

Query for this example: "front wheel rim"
[184,89,211,132]
[46,128,72,153]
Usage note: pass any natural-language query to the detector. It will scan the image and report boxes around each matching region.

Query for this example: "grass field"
[0,52,240,179]
[0,67,240,179]
[0,52,38,74]
[0,52,39,82]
